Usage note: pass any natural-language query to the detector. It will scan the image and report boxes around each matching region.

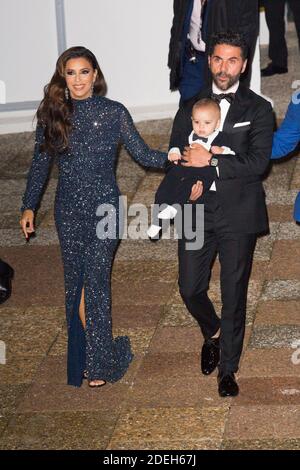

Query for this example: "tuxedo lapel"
[222,85,252,133]
[193,86,213,103]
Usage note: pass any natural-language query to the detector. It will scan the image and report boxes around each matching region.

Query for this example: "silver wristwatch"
[209,155,218,167]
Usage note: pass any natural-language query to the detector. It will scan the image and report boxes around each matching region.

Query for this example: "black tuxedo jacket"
[168,0,259,91]
[169,84,274,234]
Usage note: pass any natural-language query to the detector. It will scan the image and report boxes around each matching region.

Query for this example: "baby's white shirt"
[168,130,235,192]
[168,130,235,158]
[188,129,220,149]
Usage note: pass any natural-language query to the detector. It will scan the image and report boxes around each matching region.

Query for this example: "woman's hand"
[189,181,203,201]
[20,209,35,240]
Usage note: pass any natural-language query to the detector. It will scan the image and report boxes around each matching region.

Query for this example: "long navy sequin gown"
[22,96,167,386]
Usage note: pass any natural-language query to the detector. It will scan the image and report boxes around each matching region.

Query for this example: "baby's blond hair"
[192,98,221,116]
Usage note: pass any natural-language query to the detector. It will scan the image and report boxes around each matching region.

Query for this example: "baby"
[147,98,235,239]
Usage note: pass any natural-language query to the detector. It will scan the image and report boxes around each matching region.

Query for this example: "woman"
[20,46,168,387]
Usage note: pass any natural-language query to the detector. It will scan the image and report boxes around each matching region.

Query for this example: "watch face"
[210,157,218,167]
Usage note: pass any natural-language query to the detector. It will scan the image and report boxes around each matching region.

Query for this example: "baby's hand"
[168,147,182,164]
[189,180,203,201]
[168,152,182,164]
[210,145,224,154]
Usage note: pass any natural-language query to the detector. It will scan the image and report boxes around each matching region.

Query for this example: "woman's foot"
[88,379,106,388]
[83,370,106,387]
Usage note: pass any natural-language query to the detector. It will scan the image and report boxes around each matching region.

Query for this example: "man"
[261,0,300,77]
[271,93,300,220]
[170,31,274,396]
[168,0,259,101]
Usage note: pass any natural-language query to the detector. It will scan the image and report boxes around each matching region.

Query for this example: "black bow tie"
[192,134,208,142]
[211,92,235,104]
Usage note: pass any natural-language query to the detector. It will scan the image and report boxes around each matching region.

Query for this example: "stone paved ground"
[0,28,300,450]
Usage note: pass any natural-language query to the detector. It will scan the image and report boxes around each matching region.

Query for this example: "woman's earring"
[90,82,95,97]
[65,87,69,100]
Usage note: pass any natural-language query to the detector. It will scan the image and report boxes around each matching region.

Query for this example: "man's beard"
[212,72,241,91]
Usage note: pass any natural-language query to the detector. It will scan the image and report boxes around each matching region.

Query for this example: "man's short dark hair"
[208,31,249,60]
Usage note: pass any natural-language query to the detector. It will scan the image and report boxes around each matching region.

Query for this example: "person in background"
[261,0,300,76]
[271,93,300,221]
[168,0,259,101]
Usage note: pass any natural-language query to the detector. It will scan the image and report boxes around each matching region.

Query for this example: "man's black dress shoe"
[261,63,288,77]
[201,337,220,375]
[218,372,239,397]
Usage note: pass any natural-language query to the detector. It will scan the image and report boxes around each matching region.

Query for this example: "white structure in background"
[250,39,261,95]
[0,81,6,104]
[250,8,274,95]
[0,0,267,134]
[259,7,270,46]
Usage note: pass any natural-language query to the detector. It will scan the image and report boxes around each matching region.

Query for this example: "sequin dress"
[21,95,167,386]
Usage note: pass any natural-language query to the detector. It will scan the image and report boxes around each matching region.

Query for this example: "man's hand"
[181,143,212,167]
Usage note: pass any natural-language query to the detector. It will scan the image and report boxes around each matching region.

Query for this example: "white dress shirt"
[212,82,239,130]
[188,0,206,52]
[209,82,239,190]
[188,129,220,149]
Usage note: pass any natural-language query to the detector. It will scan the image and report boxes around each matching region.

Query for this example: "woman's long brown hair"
[37,46,107,155]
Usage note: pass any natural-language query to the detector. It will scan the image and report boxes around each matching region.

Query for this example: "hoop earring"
[65,87,69,100]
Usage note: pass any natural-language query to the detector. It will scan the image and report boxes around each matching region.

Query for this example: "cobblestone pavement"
[0,29,299,450]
